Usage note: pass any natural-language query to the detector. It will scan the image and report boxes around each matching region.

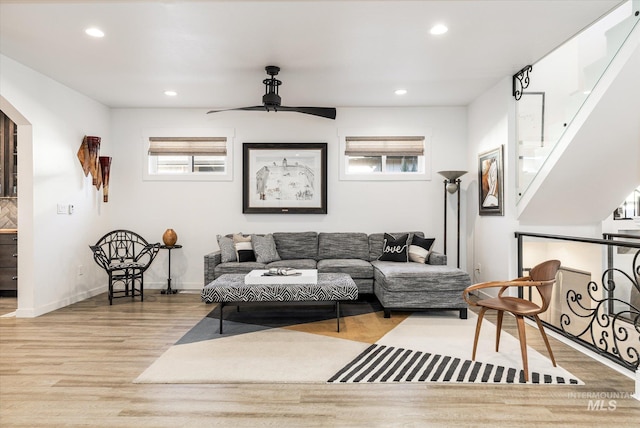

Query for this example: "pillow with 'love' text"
[378,233,409,262]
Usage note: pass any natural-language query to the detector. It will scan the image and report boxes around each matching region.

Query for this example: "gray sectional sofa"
[204,231,470,318]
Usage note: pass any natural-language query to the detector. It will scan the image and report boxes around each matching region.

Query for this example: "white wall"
[466,77,519,289]
[110,107,468,289]
[0,54,112,317]
[466,75,634,299]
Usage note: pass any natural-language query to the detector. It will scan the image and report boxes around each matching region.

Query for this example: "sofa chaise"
[203,231,471,318]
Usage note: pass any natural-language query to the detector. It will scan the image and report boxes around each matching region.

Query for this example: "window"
[144,130,234,181]
[340,135,429,181]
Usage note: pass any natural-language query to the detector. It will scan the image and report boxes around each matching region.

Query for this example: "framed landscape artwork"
[478,145,504,216]
[243,143,327,214]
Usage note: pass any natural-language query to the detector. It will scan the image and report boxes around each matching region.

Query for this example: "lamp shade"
[437,170,467,182]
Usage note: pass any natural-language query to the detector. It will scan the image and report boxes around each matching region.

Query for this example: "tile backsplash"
[0,198,17,229]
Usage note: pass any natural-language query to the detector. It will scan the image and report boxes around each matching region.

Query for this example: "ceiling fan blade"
[276,106,337,119]
[206,106,266,114]
[206,67,336,120]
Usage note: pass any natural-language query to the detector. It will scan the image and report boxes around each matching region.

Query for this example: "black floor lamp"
[438,170,467,268]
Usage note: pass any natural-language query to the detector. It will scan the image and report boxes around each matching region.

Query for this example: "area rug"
[134,299,582,385]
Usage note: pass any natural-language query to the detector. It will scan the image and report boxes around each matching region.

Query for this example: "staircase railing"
[515,0,640,201]
[514,231,640,373]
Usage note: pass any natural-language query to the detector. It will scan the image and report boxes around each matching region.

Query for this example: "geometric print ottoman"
[201,272,358,333]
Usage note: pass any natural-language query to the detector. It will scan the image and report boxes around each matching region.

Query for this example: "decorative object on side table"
[243,142,327,214]
[160,229,179,294]
[438,170,467,268]
[478,146,504,216]
[162,228,178,246]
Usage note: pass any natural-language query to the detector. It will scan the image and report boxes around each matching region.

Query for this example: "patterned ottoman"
[201,272,358,333]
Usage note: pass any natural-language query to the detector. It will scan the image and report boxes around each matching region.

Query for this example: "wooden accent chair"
[462,259,561,381]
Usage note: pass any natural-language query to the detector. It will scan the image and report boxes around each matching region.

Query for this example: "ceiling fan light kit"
[207,66,337,120]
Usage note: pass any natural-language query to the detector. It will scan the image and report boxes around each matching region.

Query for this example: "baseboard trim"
[16,285,104,318]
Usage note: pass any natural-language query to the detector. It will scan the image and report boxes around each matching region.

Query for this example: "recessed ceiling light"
[394,89,408,96]
[430,24,448,36]
[85,27,105,38]
[164,90,177,97]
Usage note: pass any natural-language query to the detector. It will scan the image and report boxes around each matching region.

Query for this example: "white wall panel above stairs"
[518,22,640,225]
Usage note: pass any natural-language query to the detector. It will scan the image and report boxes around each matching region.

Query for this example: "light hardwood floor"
[1,291,638,427]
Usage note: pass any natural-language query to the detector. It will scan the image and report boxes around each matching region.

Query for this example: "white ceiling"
[0,0,623,110]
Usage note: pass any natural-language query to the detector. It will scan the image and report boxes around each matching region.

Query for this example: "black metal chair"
[90,230,160,305]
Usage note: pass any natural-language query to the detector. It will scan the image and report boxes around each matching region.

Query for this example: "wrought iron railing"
[515,231,640,372]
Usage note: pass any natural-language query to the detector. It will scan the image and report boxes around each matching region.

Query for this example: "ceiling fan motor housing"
[262,68,282,108]
[262,91,281,107]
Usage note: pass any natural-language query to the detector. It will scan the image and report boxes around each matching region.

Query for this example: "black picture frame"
[243,143,327,214]
[478,145,504,216]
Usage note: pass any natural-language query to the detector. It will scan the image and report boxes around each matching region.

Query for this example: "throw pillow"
[378,233,409,262]
[233,234,256,262]
[252,234,281,264]
[217,234,237,263]
[408,235,435,264]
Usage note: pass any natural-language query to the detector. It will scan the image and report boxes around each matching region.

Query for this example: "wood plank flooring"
[1,291,638,427]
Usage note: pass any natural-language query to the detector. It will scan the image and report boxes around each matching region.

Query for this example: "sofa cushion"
[215,261,265,277]
[252,234,281,264]
[266,259,317,270]
[318,232,369,260]
[317,258,373,279]
[378,233,409,262]
[369,232,424,261]
[408,235,435,264]
[233,234,256,262]
[273,232,318,260]
[217,234,237,263]
[428,252,447,265]
[372,260,471,293]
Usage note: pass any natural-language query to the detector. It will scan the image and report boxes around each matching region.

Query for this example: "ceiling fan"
[207,66,336,120]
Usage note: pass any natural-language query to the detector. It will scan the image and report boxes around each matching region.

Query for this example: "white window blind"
[148,137,227,156]
[345,136,424,157]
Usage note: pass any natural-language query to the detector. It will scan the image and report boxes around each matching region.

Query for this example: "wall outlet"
[77,265,84,277]
[475,263,481,273]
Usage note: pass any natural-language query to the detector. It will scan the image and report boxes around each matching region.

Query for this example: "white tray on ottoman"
[245,269,318,285]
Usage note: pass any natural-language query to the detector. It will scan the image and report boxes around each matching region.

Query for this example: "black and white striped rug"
[329,344,581,384]
[135,304,583,385]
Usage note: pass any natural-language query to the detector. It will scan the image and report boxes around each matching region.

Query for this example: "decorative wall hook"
[512,65,533,101]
